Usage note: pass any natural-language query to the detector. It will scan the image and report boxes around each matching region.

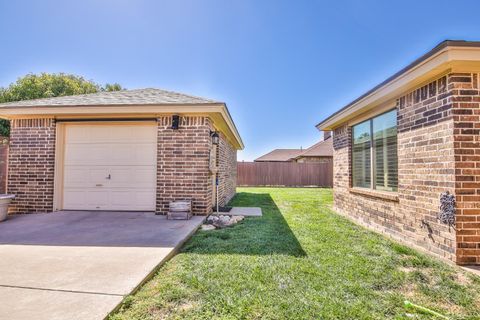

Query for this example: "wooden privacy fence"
[237,161,333,187]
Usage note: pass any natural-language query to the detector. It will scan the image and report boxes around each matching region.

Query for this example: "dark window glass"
[373,110,398,191]
[351,109,398,192]
[352,120,371,188]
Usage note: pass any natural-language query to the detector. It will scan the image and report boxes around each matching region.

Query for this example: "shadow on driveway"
[0,211,204,247]
[0,211,205,320]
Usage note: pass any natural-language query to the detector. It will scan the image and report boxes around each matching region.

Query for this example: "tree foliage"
[103,83,123,92]
[0,73,124,136]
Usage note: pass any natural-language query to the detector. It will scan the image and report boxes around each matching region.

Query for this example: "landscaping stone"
[230,215,244,223]
[205,214,245,229]
[201,224,216,231]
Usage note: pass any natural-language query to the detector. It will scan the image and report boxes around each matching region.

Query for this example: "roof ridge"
[0,87,221,108]
[293,138,333,158]
[141,87,220,104]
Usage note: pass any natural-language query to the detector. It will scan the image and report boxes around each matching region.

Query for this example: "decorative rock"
[206,215,219,224]
[201,224,216,231]
[231,215,244,223]
[205,214,245,229]
[214,215,231,228]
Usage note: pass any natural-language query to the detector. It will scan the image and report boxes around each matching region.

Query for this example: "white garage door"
[62,123,157,211]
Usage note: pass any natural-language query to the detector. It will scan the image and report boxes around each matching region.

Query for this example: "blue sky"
[1,0,480,160]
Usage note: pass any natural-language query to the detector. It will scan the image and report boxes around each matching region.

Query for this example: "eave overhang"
[316,40,480,131]
[0,103,244,150]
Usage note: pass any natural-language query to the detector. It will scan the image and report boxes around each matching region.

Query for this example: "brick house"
[317,40,480,265]
[293,134,333,163]
[0,88,243,215]
[254,134,333,163]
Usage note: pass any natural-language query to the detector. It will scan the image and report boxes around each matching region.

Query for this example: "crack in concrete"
[0,284,124,297]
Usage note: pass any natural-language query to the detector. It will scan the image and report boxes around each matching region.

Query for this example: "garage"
[61,122,157,211]
[0,88,243,215]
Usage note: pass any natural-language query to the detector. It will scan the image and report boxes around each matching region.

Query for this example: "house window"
[352,109,397,192]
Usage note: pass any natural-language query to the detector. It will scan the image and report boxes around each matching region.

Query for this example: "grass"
[111,188,480,319]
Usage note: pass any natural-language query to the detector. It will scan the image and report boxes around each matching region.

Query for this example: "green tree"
[103,83,124,92]
[0,73,124,136]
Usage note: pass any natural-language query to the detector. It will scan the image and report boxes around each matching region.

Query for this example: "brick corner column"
[156,116,214,215]
[8,118,56,214]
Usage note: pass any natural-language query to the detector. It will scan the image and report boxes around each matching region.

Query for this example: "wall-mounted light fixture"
[210,131,219,145]
[171,115,180,130]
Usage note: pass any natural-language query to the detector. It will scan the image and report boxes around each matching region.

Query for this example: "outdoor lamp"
[211,131,219,145]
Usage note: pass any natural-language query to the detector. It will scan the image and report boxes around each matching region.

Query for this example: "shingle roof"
[0,88,220,108]
[294,137,333,158]
[254,149,303,162]
[255,137,333,162]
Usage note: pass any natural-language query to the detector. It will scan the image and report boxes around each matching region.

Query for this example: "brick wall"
[5,116,237,216]
[333,74,464,264]
[8,118,56,213]
[397,120,456,261]
[216,133,237,206]
[156,116,214,215]
[333,125,403,248]
[450,72,480,264]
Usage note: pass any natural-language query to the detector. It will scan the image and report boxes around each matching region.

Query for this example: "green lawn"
[111,188,480,320]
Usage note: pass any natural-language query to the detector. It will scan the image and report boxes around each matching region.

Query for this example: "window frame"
[350,108,398,192]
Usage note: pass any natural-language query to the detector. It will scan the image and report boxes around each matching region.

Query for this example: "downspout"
[216,175,219,214]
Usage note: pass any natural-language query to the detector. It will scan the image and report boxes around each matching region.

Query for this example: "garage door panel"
[86,125,156,143]
[109,167,156,187]
[108,167,134,186]
[65,126,90,142]
[89,168,111,184]
[64,167,110,187]
[110,189,156,210]
[63,190,87,208]
[108,143,157,166]
[64,189,111,209]
[87,190,110,207]
[63,168,88,186]
[65,144,110,165]
[63,124,157,211]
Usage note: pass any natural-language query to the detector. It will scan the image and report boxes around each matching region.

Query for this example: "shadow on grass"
[181,192,306,257]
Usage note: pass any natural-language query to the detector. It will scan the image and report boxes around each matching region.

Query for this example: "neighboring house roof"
[0,88,218,108]
[294,137,333,159]
[254,149,303,162]
[0,88,244,149]
[316,40,480,131]
[255,137,333,162]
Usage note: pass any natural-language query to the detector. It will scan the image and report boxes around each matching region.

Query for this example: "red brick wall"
[397,75,457,262]
[156,116,214,215]
[6,116,237,216]
[216,133,237,206]
[333,74,464,264]
[397,121,456,261]
[333,125,404,249]
[450,72,480,264]
[7,118,56,213]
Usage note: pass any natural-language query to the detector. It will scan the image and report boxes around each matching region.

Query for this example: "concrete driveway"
[0,211,204,320]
